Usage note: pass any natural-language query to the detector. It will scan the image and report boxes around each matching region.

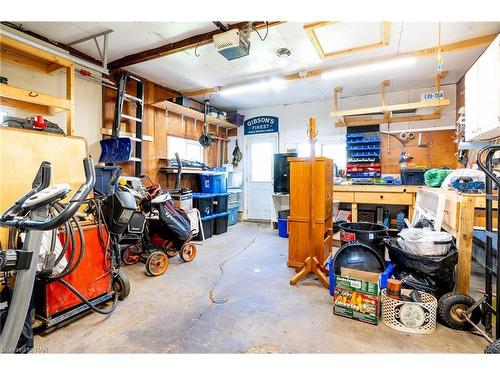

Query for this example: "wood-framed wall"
[102,78,229,190]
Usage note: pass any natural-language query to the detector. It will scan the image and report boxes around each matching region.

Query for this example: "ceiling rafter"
[108,21,284,69]
[181,33,497,98]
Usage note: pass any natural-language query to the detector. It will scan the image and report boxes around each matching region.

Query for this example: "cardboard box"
[333,268,381,325]
[171,193,193,212]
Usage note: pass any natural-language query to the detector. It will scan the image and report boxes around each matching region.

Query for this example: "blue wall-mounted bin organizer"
[192,193,216,217]
[277,218,288,238]
[228,207,239,226]
[94,166,122,196]
[328,259,394,296]
[200,172,227,194]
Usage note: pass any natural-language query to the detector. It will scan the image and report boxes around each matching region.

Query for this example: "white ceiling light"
[321,57,417,80]
[219,78,287,96]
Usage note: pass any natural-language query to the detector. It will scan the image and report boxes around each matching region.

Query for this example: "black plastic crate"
[401,168,428,185]
[213,212,229,235]
[213,193,229,214]
[192,193,215,217]
[194,216,214,241]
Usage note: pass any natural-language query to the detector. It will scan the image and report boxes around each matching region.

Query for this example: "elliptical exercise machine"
[0,158,128,353]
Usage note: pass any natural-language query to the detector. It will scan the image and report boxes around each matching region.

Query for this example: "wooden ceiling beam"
[180,32,493,99]
[108,21,284,69]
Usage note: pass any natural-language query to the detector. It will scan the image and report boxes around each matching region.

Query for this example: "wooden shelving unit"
[0,35,75,135]
[151,100,238,129]
[331,78,451,128]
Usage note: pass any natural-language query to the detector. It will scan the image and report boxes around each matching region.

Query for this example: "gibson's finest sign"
[244,116,279,135]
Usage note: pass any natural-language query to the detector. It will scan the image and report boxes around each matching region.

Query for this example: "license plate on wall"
[420,90,444,101]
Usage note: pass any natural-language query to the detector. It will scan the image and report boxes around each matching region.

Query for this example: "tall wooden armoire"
[287,157,334,268]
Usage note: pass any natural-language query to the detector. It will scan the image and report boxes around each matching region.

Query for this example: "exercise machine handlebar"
[0,157,95,230]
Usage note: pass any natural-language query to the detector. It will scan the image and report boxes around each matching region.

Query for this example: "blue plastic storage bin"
[194,214,215,241]
[213,212,229,235]
[94,166,122,196]
[228,207,239,226]
[328,259,394,296]
[192,193,216,217]
[277,218,288,238]
[200,173,227,193]
[213,192,230,213]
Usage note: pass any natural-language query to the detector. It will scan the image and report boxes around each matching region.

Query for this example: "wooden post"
[333,87,345,126]
[66,63,75,136]
[351,202,358,222]
[455,195,475,294]
[435,73,441,92]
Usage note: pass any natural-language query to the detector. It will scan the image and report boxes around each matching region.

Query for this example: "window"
[295,141,346,170]
[167,136,204,162]
[250,141,274,182]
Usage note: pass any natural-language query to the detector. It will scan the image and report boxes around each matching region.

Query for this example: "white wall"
[235,84,457,214]
[238,84,457,151]
[1,62,103,159]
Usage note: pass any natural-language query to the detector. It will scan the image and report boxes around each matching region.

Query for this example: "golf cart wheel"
[122,245,141,265]
[164,241,179,258]
[438,292,482,330]
[113,271,131,301]
[180,243,197,262]
[145,251,169,276]
[485,339,500,354]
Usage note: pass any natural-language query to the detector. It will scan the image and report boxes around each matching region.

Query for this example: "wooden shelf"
[101,128,153,142]
[0,36,75,134]
[331,99,450,127]
[151,100,238,129]
[1,35,72,74]
[0,83,71,115]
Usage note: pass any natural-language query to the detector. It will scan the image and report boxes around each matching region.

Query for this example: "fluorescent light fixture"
[321,57,417,80]
[219,78,286,96]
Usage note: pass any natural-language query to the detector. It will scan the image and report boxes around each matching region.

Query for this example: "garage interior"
[0,6,500,361]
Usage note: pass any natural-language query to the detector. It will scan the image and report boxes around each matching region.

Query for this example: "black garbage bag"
[157,200,192,249]
[384,238,458,297]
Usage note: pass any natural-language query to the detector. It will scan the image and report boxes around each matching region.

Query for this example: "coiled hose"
[9,200,119,315]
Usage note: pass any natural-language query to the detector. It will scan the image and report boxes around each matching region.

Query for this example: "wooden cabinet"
[287,157,334,267]
[288,157,334,221]
[465,34,500,141]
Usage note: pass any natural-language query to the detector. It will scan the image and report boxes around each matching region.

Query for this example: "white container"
[397,228,452,256]
[381,289,437,334]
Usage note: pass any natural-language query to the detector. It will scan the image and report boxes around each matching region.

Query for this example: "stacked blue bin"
[193,172,230,240]
[227,191,240,226]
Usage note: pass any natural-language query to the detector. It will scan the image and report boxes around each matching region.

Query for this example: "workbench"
[419,187,497,294]
[333,184,419,221]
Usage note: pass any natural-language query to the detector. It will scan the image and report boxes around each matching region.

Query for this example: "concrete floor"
[35,222,487,353]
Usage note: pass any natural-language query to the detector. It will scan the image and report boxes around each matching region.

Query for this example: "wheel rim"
[122,246,141,265]
[181,244,197,262]
[450,304,469,322]
[113,280,122,295]
[148,253,168,275]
